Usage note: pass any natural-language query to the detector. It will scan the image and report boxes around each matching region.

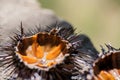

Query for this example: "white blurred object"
[0,0,60,42]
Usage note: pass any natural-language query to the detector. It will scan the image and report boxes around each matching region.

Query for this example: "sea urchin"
[0,23,85,80]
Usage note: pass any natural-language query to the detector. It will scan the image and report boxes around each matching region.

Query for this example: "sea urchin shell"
[93,45,120,80]
[0,23,85,80]
[15,28,69,71]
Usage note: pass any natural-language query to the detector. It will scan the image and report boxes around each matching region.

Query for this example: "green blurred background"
[39,0,120,51]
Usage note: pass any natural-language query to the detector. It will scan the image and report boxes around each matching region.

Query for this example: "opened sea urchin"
[0,23,89,80]
[92,45,120,80]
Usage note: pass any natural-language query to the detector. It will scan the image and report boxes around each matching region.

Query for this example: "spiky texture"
[0,22,98,80]
[72,44,120,80]
[92,45,120,80]
[74,44,120,80]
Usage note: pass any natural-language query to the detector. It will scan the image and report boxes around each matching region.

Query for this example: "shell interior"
[93,51,120,80]
[15,30,69,71]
